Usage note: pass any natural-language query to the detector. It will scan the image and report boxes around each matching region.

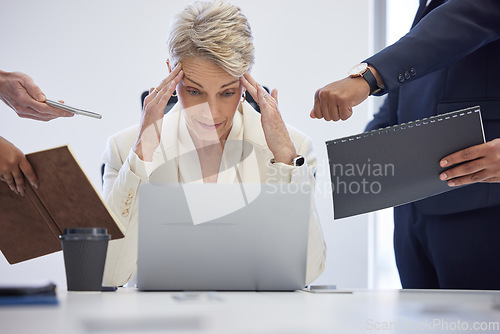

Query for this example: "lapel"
[411,0,447,29]
[225,102,262,184]
[411,0,430,28]
[177,111,204,184]
[422,0,446,15]
[238,102,267,183]
[217,107,244,183]
[175,104,245,184]
[149,104,183,184]
[149,101,265,184]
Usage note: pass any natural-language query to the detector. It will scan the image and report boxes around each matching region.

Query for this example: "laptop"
[136,183,311,291]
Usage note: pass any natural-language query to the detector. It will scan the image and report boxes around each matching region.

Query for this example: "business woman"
[101,0,326,287]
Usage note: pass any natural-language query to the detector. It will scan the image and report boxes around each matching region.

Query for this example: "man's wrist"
[348,63,385,95]
[368,66,384,90]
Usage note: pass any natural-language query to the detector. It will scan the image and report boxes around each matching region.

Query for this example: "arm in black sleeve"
[365,0,500,93]
[365,89,400,131]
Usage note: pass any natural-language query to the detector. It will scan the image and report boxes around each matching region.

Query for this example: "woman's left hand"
[439,138,500,186]
[241,73,297,164]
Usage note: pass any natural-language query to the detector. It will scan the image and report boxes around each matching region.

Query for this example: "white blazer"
[101,101,326,286]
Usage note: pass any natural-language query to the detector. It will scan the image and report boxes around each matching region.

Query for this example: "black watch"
[349,63,384,95]
[270,155,305,167]
[291,155,305,167]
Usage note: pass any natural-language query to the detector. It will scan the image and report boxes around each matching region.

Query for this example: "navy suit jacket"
[365,0,500,215]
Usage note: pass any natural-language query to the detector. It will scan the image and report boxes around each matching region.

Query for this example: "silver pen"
[45,99,102,119]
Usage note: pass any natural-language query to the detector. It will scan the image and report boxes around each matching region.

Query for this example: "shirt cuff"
[268,159,297,183]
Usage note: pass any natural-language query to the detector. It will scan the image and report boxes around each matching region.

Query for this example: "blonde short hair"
[167,0,255,78]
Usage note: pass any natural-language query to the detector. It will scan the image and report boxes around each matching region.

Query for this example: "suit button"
[125,198,133,204]
[410,68,416,76]
[398,74,405,83]
[121,210,129,217]
[404,71,411,80]
[127,190,134,198]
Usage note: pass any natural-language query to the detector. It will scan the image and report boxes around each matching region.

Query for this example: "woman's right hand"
[133,64,183,162]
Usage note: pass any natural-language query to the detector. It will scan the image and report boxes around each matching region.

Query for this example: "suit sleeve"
[101,136,147,286]
[365,90,400,131]
[295,137,327,285]
[366,0,500,93]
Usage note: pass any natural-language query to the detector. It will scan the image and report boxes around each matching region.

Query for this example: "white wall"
[0,0,374,289]
[372,0,419,289]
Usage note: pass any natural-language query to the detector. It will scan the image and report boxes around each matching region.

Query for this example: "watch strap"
[292,155,305,167]
[362,68,383,95]
[270,155,305,167]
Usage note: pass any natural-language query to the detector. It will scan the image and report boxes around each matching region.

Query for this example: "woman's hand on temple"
[241,73,297,164]
[133,64,184,162]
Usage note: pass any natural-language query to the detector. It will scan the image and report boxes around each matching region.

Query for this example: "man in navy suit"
[311,0,500,289]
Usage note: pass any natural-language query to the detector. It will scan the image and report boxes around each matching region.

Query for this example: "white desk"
[1,288,500,333]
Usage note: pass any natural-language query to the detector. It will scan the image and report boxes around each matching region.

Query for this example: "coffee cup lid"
[60,228,110,240]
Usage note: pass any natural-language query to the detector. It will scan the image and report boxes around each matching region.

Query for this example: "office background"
[0,0,414,289]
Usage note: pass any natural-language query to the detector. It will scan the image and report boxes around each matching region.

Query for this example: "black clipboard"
[326,106,485,219]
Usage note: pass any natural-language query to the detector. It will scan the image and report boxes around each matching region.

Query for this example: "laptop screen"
[137,183,311,291]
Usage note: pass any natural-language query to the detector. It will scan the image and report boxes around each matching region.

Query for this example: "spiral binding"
[329,106,480,145]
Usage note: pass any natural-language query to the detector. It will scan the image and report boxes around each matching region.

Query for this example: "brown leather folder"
[0,146,124,264]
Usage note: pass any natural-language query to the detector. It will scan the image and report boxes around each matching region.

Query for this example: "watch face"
[348,63,368,77]
[294,156,305,167]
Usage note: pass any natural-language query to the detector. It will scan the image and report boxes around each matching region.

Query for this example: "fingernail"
[448,180,455,187]
[31,181,39,189]
[440,173,447,180]
[37,94,46,102]
[440,160,448,167]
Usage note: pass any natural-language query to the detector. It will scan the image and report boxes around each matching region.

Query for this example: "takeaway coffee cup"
[60,228,110,291]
